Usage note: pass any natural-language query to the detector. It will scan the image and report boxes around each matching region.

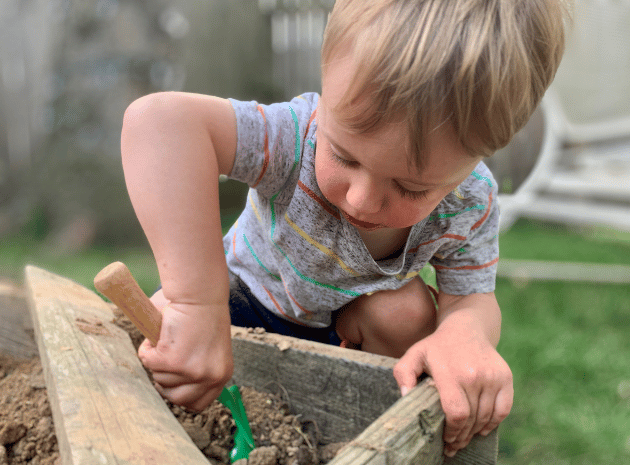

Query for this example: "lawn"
[495,220,630,464]
[2,218,629,463]
[1,236,160,296]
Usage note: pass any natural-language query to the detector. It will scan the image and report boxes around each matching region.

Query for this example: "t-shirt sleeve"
[228,93,318,199]
[430,166,500,295]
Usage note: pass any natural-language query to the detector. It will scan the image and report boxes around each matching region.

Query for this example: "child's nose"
[345,176,384,215]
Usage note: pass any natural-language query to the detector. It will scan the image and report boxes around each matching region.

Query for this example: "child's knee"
[373,278,436,340]
[336,277,437,357]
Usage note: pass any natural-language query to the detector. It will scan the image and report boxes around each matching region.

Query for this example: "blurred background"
[1,0,629,463]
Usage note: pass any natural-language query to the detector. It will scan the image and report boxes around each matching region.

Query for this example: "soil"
[0,355,59,465]
[0,289,346,465]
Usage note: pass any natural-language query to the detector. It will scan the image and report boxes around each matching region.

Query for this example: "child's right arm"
[121,92,238,411]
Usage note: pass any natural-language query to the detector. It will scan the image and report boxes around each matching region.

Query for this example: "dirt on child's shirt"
[224,93,499,327]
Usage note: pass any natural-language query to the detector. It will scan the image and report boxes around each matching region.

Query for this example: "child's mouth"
[340,211,383,231]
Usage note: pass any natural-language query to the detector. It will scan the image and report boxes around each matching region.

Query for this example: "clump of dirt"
[113,311,346,465]
[0,355,59,465]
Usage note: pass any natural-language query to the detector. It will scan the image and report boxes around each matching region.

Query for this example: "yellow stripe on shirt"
[284,213,360,277]
[248,193,264,225]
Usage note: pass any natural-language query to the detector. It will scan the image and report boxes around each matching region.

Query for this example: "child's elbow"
[123,92,172,133]
[121,92,179,160]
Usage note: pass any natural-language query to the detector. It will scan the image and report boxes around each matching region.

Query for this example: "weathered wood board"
[229,327,401,442]
[25,265,210,465]
[0,280,37,359]
[25,265,498,465]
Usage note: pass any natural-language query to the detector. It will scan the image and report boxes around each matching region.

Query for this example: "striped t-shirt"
[224,93,499,328]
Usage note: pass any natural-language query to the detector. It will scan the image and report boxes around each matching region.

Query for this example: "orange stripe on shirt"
[305,108,317,136]
[408,234,467,254]
[433,256,499,271]
[232,230,243,264]
[252,106,270,188]
[471,192,493,230]
[283,279,314,315]
[298,180,340,219]
[261,285,308,326]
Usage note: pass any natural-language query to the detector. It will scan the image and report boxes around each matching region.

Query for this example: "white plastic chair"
[494,0,630,233]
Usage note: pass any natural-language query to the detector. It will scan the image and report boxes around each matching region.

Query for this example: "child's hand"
[393,314,513,457]
[138,289,234,412]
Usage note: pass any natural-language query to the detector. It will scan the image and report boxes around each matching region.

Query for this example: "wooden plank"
[229,328,401,442]
[329,378,444,465]
[328,377,498,465]
[211,320,499,464]
[0,280,38,359]
[498,259,630,284]
[24,265,210,465]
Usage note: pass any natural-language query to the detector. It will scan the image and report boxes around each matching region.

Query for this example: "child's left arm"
[393,291,513,457]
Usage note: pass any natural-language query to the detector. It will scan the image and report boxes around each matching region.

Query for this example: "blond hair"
[321,0,570,162]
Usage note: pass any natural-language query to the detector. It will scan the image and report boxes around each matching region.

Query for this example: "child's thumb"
[393,344,427,397]
[137,337,162,370]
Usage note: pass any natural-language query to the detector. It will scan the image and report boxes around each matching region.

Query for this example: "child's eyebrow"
[327,137,355,160]
[397,178,442,189]
[325,131,447,188]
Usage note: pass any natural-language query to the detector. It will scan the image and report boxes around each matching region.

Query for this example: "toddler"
[120,0,568,456]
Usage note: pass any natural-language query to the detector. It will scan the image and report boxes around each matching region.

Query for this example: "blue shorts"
[228,272,343,346]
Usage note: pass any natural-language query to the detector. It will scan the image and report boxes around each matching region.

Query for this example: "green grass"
[498,219,630,264]
[0,235,159,296]
[496,220,630,464]
[2,218,630,463]
[496,280,630,464]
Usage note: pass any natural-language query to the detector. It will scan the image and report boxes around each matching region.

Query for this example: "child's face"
[315,53,483,231]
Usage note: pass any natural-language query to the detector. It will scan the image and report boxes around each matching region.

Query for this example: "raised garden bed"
[1,266,498,464]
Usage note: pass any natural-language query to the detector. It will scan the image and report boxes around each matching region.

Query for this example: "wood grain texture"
[328,377,498,465]
[25,265,210,465]
[229,328,401,442]
[0,281,37,359]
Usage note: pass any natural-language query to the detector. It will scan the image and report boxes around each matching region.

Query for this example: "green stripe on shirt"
[263,105,360,297]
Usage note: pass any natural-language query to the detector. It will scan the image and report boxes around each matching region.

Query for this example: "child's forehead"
[319,48,453,162]
[318,95,412,154]
[318,89,432,171]
[317,89,482,186]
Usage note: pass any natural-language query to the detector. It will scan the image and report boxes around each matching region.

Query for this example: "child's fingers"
[137,337,168,371]
[445,385,512,457]
[151,371,191,388]
[154,380,223,412]
[150,288,169,312]
[466,388,497,439]
[451,397,478,448]
[138,336,185,373]
[439,383,473,445]
[138,337,156,362]
[392,344,427,395]
[479,385,513,436]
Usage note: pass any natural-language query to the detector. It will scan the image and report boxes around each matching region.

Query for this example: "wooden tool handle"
[94,262,162,345]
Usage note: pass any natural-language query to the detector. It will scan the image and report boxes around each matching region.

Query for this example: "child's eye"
[329,148,356,167]
[394,182,428,200]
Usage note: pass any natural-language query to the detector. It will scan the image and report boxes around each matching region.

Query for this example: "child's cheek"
[401,196,442,226]
[315,152,343,204]
[316,166,343,205]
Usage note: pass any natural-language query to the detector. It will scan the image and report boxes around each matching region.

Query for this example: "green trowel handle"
[218,385,256,462]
